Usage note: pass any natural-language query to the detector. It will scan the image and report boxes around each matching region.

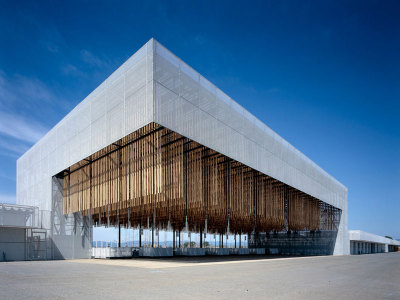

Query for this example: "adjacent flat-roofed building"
[349,230,400,254]
[16,39,349,259]
[0,203,44,261]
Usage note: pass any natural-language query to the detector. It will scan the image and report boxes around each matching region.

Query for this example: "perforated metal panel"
[153,41,346,206]
[17,40,154,214]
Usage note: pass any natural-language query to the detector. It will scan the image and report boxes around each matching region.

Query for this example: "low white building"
[0,203,46,261]
[349,230,400,255]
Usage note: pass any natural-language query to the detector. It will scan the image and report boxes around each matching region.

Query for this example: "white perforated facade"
[17,39,349,256]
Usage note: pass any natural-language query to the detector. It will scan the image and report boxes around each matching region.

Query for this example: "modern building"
[349,230,400,255]
[16,39,349,259]
[0,203,45,261]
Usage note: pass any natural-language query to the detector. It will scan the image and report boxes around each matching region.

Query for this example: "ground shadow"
[114,254,308,264]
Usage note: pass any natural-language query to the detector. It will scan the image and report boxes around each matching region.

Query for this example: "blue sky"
[0,1,399,238]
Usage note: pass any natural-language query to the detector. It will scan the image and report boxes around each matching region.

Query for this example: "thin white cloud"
[194,34,207,45]
[0,111,47,144]
[0,194,16,204]
[0,70,59,110]
[61,64,87,78]
[14,75,55,103]
[0,170,15,181]
[80,49,106,68]
[0,149,20,159]
[0,138,29,155]
[0,71,51,156]
[40,40,60,53]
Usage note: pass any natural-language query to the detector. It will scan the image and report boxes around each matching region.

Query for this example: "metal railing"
[0,203,39,228]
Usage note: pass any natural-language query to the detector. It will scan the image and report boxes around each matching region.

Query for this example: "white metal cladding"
[17,39,349,254]
[17,40,154,212]
[349,230,400,246]
[153,40,347,210]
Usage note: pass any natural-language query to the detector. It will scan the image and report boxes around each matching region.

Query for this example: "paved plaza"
[1,253,399,299]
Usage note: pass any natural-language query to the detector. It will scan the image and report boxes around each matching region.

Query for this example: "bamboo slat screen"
[61,122,341,234]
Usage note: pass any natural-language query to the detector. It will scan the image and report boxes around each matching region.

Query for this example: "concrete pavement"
[1,253,399,299]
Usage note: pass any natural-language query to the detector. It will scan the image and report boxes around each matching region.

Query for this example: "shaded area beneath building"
[249,230,339,256]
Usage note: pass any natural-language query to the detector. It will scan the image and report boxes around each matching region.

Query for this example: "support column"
[89,162,93,252]
[151,130,155,248]
[118,224,121,248]
[253,173,257,246]
[200,226,203,248]
[172,226,175,250]
[202,148,208,251]
[118,145,122,248]
[226,160,230,247]
[139,133,143,249]
[139,223,142,248]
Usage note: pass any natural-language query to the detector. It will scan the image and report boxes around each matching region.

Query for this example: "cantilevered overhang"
[17,38,346,214]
